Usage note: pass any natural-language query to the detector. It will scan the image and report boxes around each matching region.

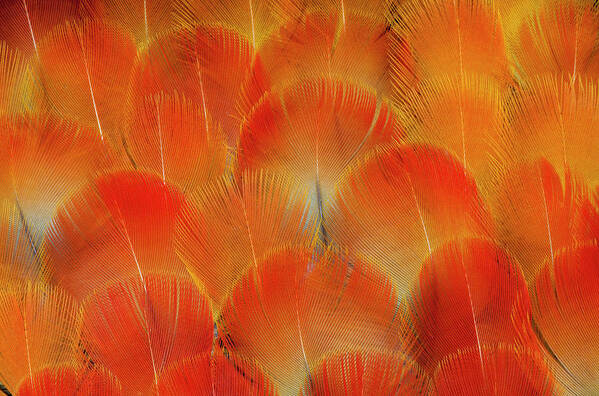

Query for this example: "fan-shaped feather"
[433,345,556,395]
[409,238,537,373]
[0,282,81,391]
[125,92,227,191]
[514,1,599,80]
[389,0,509,81]
[37,19,136,147]
[532,243,599,393]
[400,74,504,184]
[0,115,112,234]
[130,25,256,147]
[0,0,89,57]
[253,11,402,102]
[328,144,493,297]
[43,171,188,301]
[218,248,405,394]
[492,159,595,282]
[80,274,213,393]
[501,75,599,185]
[302,351,431,395]
[16,365,122,395]
[157,351,277,395]
[238,79,398,208]
[175,170,317,311]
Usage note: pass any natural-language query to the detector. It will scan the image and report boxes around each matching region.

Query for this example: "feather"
[172,0,304,48]
[238,78,398,212]
[43,171,188,301]
[531,242,599,393]
[399,74,504,184]
[0,282,81,392]
[327,144,493,298]
[302,351,431,395]
[501,75,599,185]
[80,274,213,393]
[175,170,318,311]
[0,42,41,117]
[37,19,136,147]
[157,351,277,395]
[0,115,113,235]
[218,248,405,394]
[16,365,122,395]
[492,159,594,282]
[82,0,174,45]
[130,25,256,147]
[252,11,402,103]
[433,345,556,395]
[514,1,599,81]
[389,0,510,81]
[409,238,537,373]
[0,200,42,283]
[125,92,228,192]
[0,0,89,58]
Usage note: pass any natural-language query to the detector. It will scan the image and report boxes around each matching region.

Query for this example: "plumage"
[328,144,493,297]
[175,170,318,311]
[390,0,510,81]
[492,159,596,282]
[157,352,277,395]
[0,42,41,117]
[432,345,556,395]
[130,25,257,147]
[125,92,228,191]
[218,248,405,394]
[302,351,431,395]
[513,1,599,80]
[0,0,598,394]
[409,238,537,373]
[501,74,599,185]
[43,171,188,300]
[80,274,213,393]
[0,282,81,391]
[0,115,113,234]
[37,19,136,147]
[238,79,399,212]
[531,243,599,393]
[16,365,122,395]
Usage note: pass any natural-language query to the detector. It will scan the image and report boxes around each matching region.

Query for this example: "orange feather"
[125,92,227,191]
[0,282,81,391]
[409,238,537,373]
[433,345,556,395]
[157,351,277,395]
[0,115,113,234]
[492,159,595,282]
[303,351,431,395]
[501,75,599,186]
[130,25,256,147]
[43,171,188,301]
[328,144,494,297]
[0,0,89,58]
[175,170,318,311]
[37,20,136,147]
[80,274,213,393]
[16,365,122,395]
[218,248,405,394]
[238,79,398,208]
[514,1,599,80]
[391,0,510,81]
[532,243,599,393]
